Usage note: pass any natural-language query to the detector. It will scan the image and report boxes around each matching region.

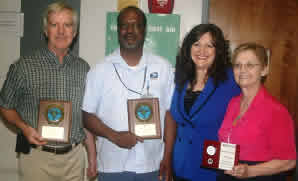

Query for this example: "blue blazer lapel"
[189,77,215,119]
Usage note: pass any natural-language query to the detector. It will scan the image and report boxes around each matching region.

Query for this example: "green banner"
[105,12,180,66]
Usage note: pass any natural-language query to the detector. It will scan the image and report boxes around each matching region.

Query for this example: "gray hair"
[42,1,78,33]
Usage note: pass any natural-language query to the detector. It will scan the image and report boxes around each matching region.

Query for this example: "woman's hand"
[225,159,296,178]
[225,164,249,179]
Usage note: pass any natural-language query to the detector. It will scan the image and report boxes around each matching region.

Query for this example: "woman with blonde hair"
[218,42,296,181]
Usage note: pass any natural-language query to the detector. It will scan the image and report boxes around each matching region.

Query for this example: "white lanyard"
[113,63,147,96]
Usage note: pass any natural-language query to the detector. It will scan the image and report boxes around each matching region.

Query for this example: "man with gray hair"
[0,2,97,181]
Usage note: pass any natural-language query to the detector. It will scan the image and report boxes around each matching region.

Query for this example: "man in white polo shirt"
[82,6,175,181]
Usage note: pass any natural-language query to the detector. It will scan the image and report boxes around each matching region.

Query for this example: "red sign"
[148,0,174,14]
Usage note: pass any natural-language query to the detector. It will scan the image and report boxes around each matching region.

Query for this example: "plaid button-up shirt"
[0,48,90,144]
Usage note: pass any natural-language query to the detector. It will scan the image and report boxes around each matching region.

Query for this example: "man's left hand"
[87,158,98,179]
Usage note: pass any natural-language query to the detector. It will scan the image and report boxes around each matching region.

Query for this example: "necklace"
[232,115,240,126]
[232,99,250,126]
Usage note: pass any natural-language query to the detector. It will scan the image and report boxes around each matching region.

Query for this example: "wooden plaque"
[201,140,240,170]
[127,98,161,139]
[37,100,72,143]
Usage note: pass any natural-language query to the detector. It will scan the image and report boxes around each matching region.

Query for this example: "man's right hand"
[112,131,143,149]
[83,111,144,149]
[0,107,47,145]
[22,125,47,145]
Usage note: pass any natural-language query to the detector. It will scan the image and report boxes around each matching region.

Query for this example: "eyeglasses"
[232,63,261,70]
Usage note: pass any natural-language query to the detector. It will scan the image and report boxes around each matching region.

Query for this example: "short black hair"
[117,6,147,30]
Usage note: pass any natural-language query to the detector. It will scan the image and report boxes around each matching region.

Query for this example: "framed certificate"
[201,140,240,170]
[127,98,161,139]
[37,100,72,143]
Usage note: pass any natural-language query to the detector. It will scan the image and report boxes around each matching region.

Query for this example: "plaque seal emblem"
[135,103,153,122]
[45,104,64,124]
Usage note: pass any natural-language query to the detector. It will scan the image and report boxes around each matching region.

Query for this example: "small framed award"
[127,98,161,139]
[201,140,240,170]
[37,100,72,143]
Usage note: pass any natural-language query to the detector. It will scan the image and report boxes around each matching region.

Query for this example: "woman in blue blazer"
[169,24,240,181]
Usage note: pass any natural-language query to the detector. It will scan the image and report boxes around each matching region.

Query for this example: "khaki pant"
[18,144,85,181]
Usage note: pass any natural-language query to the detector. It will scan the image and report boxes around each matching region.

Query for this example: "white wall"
[0,1,21,180]
[79,0,203,66]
